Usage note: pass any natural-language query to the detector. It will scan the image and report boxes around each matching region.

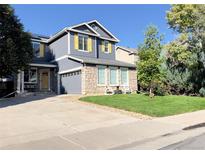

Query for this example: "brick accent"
[81,64,137,95]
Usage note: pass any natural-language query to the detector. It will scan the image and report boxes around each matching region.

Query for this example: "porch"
[17,63,57,94]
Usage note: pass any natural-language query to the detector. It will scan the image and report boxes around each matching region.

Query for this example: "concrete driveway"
[1,94,205,150]
[0,94,142,149]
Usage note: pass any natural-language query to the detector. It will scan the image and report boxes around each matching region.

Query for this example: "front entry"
[40,69,50,91]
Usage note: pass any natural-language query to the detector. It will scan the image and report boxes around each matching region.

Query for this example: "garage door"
[60,70,81,94]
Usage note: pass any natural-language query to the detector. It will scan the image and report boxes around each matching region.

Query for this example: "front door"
[40,69,50,91]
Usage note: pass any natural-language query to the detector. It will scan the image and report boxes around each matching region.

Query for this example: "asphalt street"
[161,133,205,150]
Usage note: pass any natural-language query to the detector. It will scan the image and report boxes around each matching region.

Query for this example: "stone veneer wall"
[81,64,137,95]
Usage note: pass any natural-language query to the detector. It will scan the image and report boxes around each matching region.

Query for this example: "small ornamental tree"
[0,4,33,78]
[137,25,165,97]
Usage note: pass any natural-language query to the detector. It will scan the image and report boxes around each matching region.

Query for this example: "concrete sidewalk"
[1,95,205,149]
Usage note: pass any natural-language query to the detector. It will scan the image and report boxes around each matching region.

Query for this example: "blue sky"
[12,4,176,48]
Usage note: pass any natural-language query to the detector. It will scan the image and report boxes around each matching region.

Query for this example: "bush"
[155,86,166,96]
[199,87,205,97]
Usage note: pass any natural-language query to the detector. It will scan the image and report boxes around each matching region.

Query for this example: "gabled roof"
[116,46,138,55]
[47,20,120,43]
[87,20,120,42]
[68,22,100,36]
[68,55,136,68]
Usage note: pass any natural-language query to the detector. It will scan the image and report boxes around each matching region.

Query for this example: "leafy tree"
[164,34,197,94]
[166,4,205,94]
[137,25,165,97]
[0,5,33,78]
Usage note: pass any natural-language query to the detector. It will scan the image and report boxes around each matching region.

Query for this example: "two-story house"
[16,20,137,95]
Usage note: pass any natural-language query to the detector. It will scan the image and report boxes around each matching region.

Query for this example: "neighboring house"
[116,46,138,65]
[16,20,137,95]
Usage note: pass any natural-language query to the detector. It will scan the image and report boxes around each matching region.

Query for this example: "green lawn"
[79,94,205,117]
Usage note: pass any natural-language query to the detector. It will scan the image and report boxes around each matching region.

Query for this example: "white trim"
[50,55,69,62]
[99,36,119,43]
[116,46,137,54]
[68,28,99,37]
[31,38,48,43]
[58,67,82,75]
[29,63,56,68]
[39,69,50,91]
[85,23,100,36]
[67,31,70,54]
[68,55,84,63]
[47,28,68,43]
[69,22,100,36]
[87,20,120,42]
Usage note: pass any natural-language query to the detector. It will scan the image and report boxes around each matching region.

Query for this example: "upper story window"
[74,33,92,52]
[101,40,112,53]
[79,35,88,51]
[32,42,40,58]
[32,41,45,58]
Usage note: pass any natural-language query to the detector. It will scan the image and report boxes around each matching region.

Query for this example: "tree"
[0,5,33,78]
[137,25,165,97]
[166,4,205,94]
[164,34,196,94]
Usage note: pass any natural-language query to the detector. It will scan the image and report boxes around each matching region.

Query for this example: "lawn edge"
[78,98,154,120]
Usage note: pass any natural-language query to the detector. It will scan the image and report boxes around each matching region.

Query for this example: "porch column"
[17,71,21,94]
[57,74,60,95]
[21,71,24,93]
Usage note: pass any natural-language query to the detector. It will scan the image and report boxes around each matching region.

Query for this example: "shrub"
[199,87,205,97]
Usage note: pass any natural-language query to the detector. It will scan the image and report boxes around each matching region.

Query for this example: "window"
[78,35,88,51]
[98,66,106,85]
[109,67,118,85]
[24,68,37,83]
[32,42,40,57]
[121,68,128,86]
[104,41,109,53]
[102,40,112,53]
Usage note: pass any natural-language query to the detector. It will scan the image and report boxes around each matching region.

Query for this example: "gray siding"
[49,34,68,60]
[55,58,82,72]
[73,25,95,34]
[60,71,81,94]
[89,22,113,39]
[33,44,52,63]
[69,32,97,58]
[97,39,116,60]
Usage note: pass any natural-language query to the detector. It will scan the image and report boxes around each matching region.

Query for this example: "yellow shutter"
[74,33,78,50]
[40,43,45,57]
[101,40,105,52]
[108,42,112,53]
[88,37,92,52]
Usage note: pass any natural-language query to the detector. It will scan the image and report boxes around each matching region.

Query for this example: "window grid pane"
[110,68,117,85]
[32,42,40,57]
[105,41,109,52]
[98,67,105,84]
[79,36,83,50]
[121,68,128,85]
[84,37,88,51]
